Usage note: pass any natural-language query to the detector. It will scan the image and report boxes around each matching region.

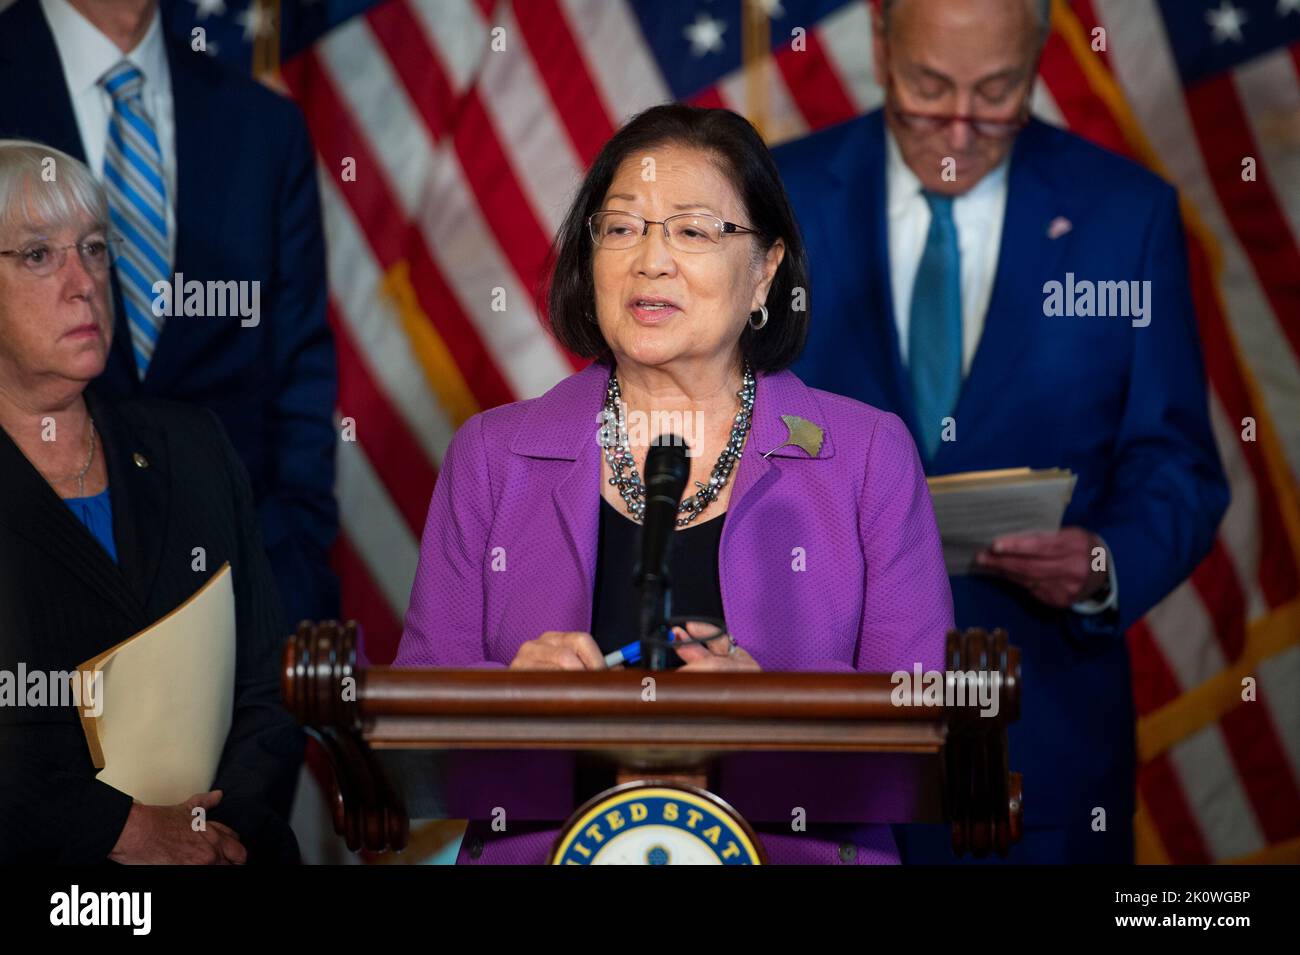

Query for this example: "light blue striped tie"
[908,190,962,461]
[101,60,169,379]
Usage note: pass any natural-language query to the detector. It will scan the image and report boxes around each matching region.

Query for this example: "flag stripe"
[773,30,859,130]
[333,532,404,666]
[283,49,518,410]
[1171,724,1266,861]
[1219,692,1300,845]
[472,4,586,238]
[1128,618,1184,716]
[1190,541,1248,665]
[408,0,489,94]
[1143,581,1222,699]
[331,301,439,537]
[1189,235,1300,611]
[687,85,729,109]
[559,0,672,123]
[1137,751,1213,864]
[1181,74,1300,367]
[815,0,883,114]
[366,0,459,141]
[1233,47,1300,254]
[318,173,460,465]
[1207,397,1268,624]
[336,436,421,627]
[1257,645,1300,791]
[514,0,617,164]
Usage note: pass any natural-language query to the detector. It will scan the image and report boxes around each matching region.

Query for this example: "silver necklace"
[43,417,97,497]
[599,364,755,526]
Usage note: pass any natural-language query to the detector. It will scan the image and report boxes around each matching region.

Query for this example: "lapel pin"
[132,452,149,469]
[763,415,825,459]
[1047,216,1073,240]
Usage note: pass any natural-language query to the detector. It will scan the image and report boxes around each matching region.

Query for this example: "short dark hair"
[544,104,810,373]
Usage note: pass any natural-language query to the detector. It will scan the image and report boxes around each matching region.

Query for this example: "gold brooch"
[763,415,825,459]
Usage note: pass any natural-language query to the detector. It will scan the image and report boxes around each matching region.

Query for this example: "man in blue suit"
[0,0,338,628]
[773,0,1228,863]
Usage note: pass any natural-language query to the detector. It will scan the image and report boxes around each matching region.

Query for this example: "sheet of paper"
[78,564,236,805]
[927,469,1077,576]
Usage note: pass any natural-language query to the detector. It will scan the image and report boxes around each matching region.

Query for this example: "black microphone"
[635,436,690,670]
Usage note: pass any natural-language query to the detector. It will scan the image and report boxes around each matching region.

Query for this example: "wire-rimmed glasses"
[588,210,758,253]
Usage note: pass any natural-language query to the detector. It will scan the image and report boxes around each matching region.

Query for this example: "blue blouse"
[63,488,118,564]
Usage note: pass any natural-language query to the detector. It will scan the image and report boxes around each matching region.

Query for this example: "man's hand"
[975,527,1110,609]
[108,790,247,865]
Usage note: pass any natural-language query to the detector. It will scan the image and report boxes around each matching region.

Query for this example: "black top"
[0,388,304,864]
[591,496,727,666]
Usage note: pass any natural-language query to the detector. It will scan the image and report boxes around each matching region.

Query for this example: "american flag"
[164,0,1300,864]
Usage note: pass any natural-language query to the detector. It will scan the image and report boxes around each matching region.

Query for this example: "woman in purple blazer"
[396,104,953,864]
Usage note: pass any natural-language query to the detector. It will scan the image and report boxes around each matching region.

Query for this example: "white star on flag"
[1206,0,1248,42]
[754,0,786,17]
[685,12,727,57]
[189,0,225,18]
[238,2,275,42]
[1278,0,1300,16]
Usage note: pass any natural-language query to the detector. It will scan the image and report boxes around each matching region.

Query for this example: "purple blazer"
[396,361,953,864]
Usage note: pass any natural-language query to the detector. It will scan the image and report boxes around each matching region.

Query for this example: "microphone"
[635,436,690,670]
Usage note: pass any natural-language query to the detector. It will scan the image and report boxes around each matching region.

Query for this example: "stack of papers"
[926,468,1077,575]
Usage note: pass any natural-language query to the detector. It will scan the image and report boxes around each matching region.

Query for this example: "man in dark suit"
[0,0,339,628]
[773,0,1228,862]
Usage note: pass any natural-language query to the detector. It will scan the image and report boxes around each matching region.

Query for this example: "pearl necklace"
[599,364,756,526]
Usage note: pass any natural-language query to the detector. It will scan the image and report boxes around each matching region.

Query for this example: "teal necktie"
[908,191,962,460]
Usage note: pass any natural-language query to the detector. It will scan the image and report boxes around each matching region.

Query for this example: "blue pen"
[604,629,675,669]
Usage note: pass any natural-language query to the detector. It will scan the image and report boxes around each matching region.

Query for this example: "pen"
[603,629,675,669]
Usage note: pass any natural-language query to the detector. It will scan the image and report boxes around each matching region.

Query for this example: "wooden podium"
[282,625,1022,861]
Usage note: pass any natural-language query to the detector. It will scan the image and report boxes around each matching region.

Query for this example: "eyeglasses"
[0,236,122,277]
[884,72,1030,140]
[588,211,759,253]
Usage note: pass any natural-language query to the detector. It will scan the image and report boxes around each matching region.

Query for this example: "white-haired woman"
[0,140,303,864]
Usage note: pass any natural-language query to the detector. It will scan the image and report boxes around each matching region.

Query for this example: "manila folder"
[76,564,236,805]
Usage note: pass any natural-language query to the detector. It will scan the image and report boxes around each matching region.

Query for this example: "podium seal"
[548,781,765,865]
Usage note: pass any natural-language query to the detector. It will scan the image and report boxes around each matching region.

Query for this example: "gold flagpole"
[252,0,282,83]
[742,0,772,141]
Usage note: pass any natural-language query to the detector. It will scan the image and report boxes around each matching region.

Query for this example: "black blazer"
[0,388,305,863]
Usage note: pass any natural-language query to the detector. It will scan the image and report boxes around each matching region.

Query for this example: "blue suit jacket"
[0,0,339,626]
[773,111,1228,840]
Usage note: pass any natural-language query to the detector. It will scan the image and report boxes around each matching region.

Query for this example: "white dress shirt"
[40,0,177,262]
[885,128,1009,376]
